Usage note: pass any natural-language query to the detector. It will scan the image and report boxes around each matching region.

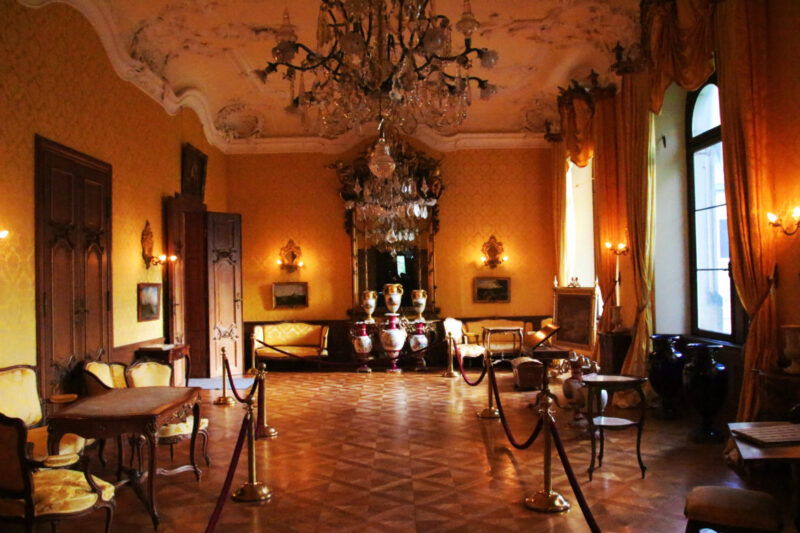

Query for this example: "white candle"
[615,253,620,305]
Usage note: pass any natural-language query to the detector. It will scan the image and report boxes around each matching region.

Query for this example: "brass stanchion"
[213,347,236,407]
[477,353,499,419]
[232,367,272,502]
[441,337,458,378]
[255,363,277,439]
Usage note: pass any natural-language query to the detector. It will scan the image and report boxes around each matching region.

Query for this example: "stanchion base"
[214,396,236,407]
[356,366,372,373]
[257,425,278,439]
[386,368,403,374]
[477,407,500,419]
[525,490,570,513]
[232,482,272,502]
[441,370,458,378]
[244,368,258,377]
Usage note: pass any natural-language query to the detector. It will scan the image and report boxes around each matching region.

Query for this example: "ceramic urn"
[352,321,373,373]
[409,321,428,352]
[411,289,427,320]
[383,283,403,314]
[360,290,378,323]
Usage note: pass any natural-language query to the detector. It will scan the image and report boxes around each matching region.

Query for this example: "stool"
[511,356,543,390]
[684,486,783,533]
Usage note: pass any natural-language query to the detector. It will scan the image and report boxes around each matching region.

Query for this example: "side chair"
[0,412,115,533]
[443,317,487,368]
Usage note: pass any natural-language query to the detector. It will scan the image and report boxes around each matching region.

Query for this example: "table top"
[483,327,523,333]
[136,343,188,353]
[729,422,800,461]
[521,345,570,361]
[49,387,200,422]
[583,374,647,386]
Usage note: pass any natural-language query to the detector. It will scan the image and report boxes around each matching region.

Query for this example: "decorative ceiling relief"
[17,0,639,154]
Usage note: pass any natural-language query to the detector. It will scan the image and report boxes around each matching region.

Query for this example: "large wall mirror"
[332,137,443,317]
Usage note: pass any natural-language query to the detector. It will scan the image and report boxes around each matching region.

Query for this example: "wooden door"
[35,136,112,396]
[206,213,244,376]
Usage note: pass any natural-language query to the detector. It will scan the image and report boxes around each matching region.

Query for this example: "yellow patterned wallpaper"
[0,1,227,365]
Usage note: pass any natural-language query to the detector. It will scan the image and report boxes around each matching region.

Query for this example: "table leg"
[636,385,647,479]
[146,428,160,529]
[598,428,605,467]
[190,402,201,481]
[587,388,597,481]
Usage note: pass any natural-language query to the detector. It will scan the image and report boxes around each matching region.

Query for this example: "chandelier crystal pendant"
[257,0,499,138]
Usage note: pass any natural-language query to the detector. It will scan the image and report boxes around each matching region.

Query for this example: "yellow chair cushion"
[0,468,114,518]
[128,363,172,387]
[27,426,88,462]
[684,485,783,532]
[110,364,128,389]
[0,367,43,427]
[158,416,209,438]
[255,323,324,347]
[85,362,114,388]
[256,346,324,359]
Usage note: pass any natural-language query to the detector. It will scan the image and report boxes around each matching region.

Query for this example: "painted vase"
[383,283,403,314]
[352,321,372,373]
[409,320,428,371]
[411,289,427,320]
[360,290,378,323]
[683,343,728,442]
[647,334,685,419]
[380,314,407,373]
[781,325,800,374]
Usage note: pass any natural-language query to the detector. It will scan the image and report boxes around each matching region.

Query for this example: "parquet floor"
[28,370,797,532]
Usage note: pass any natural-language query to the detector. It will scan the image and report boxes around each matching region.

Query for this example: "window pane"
[694,205,729,269]
[693,142,725,210]
[692,84,721,137]
[696,270,732,335]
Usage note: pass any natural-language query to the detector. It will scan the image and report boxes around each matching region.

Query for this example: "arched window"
[686,78,744,342]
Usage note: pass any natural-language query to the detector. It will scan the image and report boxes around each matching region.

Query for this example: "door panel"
[49,240,77,388]
[207,213,243,376]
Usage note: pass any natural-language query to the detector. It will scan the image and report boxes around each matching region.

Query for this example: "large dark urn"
[647,335,685,419]
[683,343,728,442]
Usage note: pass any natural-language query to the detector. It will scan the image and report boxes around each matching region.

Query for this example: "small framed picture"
[273,282,309,309]
[137,283,161,322]
[553,287,596,351]
[473,277,510,303]
[181,143,207,199]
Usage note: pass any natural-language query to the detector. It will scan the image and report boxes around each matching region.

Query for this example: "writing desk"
[48,387,202,529]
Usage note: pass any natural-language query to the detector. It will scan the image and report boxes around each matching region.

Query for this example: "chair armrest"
[48,393,78,404]
[43,452,81,468]
[464,332,480,343]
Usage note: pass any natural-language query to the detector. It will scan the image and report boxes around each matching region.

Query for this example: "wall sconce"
[481,235,508,268]
[277,239,303,272]
[141,220,177,269]
[767,207,800,236]
[0,229,8,239]
[605,241,629,256]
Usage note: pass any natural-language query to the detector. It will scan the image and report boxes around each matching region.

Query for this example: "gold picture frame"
[553,287,596,351]
[137,283,161,322]
[473,277,510,303]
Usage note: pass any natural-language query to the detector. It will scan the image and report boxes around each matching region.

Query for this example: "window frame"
[685,77,747,345]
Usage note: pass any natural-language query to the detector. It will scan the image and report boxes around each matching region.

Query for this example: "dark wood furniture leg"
[190,402,201,480]
[588,387,597,481]
[636,385,647,478]
[146,428,159,529]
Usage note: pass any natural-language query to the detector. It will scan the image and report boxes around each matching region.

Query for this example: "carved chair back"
[443,318,465,345]
[127,361,173,388]
[0,365,43,428]
[84,362,128,395]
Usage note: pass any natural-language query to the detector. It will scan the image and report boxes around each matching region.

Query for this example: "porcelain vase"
[352,322,372,373]
[647,334,685,419]
[781,325,800,374]
[360,290,377,323]
[411,289,427,320]
[683,343,728,442]
[380,314,407,373]
[409,320,428,371]
[383,284,403,315]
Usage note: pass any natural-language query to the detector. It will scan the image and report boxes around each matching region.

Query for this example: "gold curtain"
[591,86,622,339]
[643,0,715,113]
[551,140,569,286]
[558,83,594,168]
[715,0,777,421]
[618,72,656,384]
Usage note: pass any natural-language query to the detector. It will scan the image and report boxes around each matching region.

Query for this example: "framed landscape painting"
[273,282,309,309]
[473,277,510,303]
[137,283,161,322]
[553,287,596,351]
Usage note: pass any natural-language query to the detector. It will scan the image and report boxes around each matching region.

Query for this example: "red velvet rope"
[488,364,543,449]
[455,347,487,386]
[204,393,253,533]
[223,356,257,404]
[551,422,601,533]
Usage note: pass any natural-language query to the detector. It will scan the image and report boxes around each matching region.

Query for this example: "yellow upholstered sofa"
[251,322,329,366]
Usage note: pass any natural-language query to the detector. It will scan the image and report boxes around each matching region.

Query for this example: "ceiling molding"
[17,0,550,155]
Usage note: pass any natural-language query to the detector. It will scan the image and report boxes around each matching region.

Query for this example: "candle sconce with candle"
[605,241,629,331]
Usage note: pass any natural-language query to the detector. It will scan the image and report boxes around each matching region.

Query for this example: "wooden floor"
[23,370,797,532]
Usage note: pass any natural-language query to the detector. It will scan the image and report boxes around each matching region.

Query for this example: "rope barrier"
[204,382,254,533]
[551,422,601,533]
[488,364,543,449]
[454,345,487,386]
[224,356,257,404]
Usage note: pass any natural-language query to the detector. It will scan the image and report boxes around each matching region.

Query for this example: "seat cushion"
[27,426,88,462]
[128,362,172,387]
[684,486,783,532]
[0,367,43,427]
[256,323,323,347]
[158,416,209,438]
[256,346,322,358]
[0,468,114,518]
[457,344,486,359]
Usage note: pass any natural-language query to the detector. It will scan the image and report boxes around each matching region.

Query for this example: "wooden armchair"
[0,365,91,464]
[0,412,115,533]
[126,361,210,466]
[443,318,486,364]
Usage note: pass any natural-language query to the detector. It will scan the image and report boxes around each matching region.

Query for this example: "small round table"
[582,374,648,481]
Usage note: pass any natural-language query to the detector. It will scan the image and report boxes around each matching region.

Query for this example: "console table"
[47,387,202,529]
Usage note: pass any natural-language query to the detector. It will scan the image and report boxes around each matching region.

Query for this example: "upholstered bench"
[250,322,329,368]
[684,485,783,533]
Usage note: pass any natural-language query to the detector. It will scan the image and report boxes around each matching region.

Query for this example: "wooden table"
[48,387,202,529]
[582,374,648,481]
[483,326,524,360]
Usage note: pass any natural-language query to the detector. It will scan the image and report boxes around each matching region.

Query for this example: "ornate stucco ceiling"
[21,0,640,152]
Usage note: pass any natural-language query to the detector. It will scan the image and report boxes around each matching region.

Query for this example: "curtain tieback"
[636,300,651,315]
[750,274,776,318]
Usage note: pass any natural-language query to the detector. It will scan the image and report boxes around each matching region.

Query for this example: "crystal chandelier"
[257,0,499,138]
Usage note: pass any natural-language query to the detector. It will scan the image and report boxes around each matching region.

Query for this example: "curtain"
[642,0,715,113]
[551,140,569,286]
[591,86,623,343]
[715,0,777,421]
[618,72,656,391]
[558,83,594,168]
